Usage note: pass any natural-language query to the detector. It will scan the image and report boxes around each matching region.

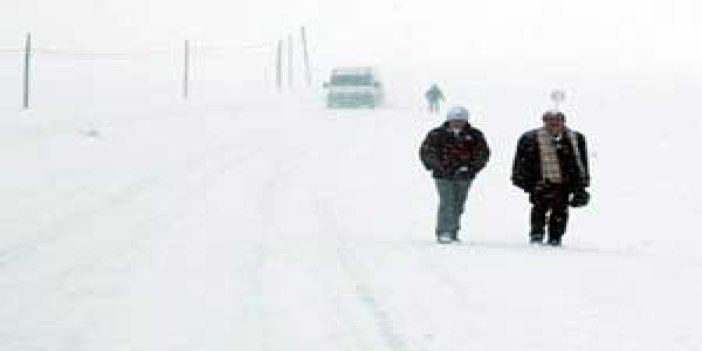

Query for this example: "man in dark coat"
[425,84,445,113]
[420,106,490,243]
[511,110,590,246]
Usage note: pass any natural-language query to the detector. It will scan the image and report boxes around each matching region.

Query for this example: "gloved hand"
[569,188,590,208]
[454,166,473,178]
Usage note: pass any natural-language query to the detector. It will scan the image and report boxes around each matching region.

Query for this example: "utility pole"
[23,32,32,109]
[287,34,294,89]
[276,39,283,91]
[300,26,312,88]
[183,40,190,99]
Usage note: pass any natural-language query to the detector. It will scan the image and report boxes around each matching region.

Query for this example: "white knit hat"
[447,106,470,121]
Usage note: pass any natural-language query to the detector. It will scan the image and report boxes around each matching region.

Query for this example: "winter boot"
[437,233,453,244]
[546,237,562,246]
[529,232,544,245]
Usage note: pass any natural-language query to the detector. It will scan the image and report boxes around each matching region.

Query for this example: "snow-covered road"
[1,98,701,350]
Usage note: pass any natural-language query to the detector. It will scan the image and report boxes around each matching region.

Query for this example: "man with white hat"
[420,106,491,243]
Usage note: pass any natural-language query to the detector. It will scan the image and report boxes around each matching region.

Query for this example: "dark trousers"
[428,100,440,113]
[529,185,571,241]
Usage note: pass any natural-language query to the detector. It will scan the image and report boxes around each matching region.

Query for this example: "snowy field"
[1,53,702,351]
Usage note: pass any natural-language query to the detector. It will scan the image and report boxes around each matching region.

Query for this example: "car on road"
[323,67,384,109]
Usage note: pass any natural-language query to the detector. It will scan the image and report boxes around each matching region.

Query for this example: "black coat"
[420,122,490,180]
[511,128,590,193]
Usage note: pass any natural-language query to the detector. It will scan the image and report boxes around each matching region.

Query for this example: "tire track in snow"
[278,107,419,351]
[0,147,270,330]
[0,133,265,268]
[0,103,289,268]
[0,108,324,350]
[312,191,419,351]
[0,117,290,350]
[231,139,336,351]
[238,128,387,351]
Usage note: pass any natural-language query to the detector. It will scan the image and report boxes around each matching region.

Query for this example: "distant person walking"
[425,84,445,113]
[511,110,590,246]
[420,106,490,243]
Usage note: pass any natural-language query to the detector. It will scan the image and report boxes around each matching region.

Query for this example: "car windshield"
[330,74,373,86]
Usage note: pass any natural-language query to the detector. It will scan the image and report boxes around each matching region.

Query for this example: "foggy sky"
[2,0,701,72]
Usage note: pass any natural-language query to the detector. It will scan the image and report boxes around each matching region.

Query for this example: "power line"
[32,48,174,57]
[1,43,273,58]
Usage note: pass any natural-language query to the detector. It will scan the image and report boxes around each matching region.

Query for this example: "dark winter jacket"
[420,122,490,180]
[425,86,444,102]
[511,128,590,193]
